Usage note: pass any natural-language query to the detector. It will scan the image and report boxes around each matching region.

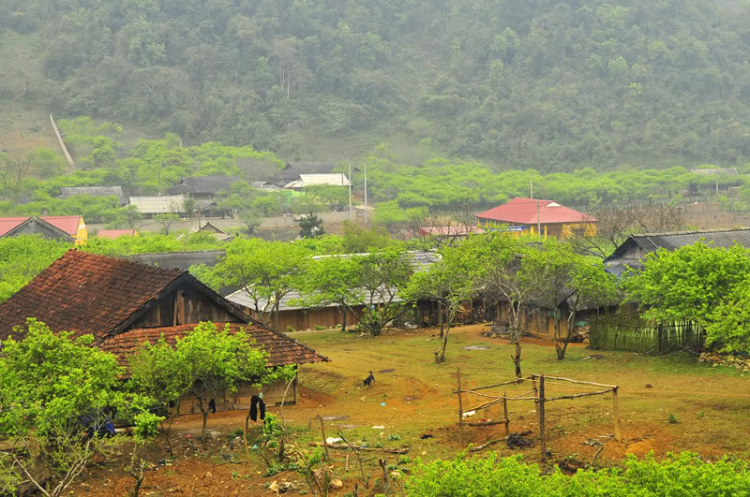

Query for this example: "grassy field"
[66,324,750,495]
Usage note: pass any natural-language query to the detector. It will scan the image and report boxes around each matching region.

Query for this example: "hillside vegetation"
[2,0,750,169]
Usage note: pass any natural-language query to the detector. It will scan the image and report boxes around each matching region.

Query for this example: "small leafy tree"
[0,319,129,497]
[406,247,475,362]
[624,242,750,327]
[531,241,619,359]
[468,234,537,377]
[175,322,293,440]
[357,247,415,336]
[155,213,180,234]
[128,339,192,455]
[706,278,750,354]
[298,255,365,333]
[205,238,310,328]
[128,412,164,497]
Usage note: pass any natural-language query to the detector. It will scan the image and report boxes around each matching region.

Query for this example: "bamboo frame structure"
[455,371,623,461]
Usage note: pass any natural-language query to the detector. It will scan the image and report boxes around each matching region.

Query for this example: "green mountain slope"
[2,0,750,170]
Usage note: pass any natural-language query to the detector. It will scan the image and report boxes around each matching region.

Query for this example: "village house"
[0,215,87,245]
[227,251,441,331]
[270,161,336,188]
[0,250,327,410]
[60,186,129,206]
[129,195,187,218]
[475,198,597,239]
[603,228,750,278]
[284,173,350,190]
[167,176,240,201]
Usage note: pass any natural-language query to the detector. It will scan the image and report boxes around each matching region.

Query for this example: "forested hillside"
[2,0,750,170]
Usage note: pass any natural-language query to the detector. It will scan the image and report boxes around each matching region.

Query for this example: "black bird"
[363,371,375,387]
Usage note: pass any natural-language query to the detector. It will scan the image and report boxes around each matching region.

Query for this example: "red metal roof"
[475,198,596,225]
[97,229,136,239]
[100,322,328,369]
[0,216,81,236]
[0,250,184,341]
[0,217,29,236]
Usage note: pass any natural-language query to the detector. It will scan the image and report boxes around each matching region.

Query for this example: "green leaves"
[625,242,750,327]
[405,452,750,496]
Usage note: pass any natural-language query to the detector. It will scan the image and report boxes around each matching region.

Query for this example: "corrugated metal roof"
[96,229,136,239]
[124,250,236,296]
[272,162,336,184]
[630,228,750,252]
[60,186,127,205]
[129,195,185,214]
[476,198,596,225]
[285,173,350,188]
[228,251,441,311]
[167,176,241,195]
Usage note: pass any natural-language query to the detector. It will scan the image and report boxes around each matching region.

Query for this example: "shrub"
[404,452,750,496]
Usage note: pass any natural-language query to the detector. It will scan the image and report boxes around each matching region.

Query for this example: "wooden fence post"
[503,392,509,435]
[318,416,330,462]
[457,368,465,448]
[612,387,622,442]
[539,375,547,463]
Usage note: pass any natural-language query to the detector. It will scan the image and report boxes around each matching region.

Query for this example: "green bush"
[404,452,750,496]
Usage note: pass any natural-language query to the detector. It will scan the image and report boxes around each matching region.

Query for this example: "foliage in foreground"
[404,452,750,496]
[0,320,132,496]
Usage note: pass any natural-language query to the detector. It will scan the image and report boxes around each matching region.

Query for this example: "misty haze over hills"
[2,0,750,170]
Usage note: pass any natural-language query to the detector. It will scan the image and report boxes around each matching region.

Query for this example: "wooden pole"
[318,416,330,462]
[539,375,547,463]
[612,387,623,442]
[457,368,465,448]
[503,392,510,435]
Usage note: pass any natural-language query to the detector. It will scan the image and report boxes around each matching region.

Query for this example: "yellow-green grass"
[293,324,750,465]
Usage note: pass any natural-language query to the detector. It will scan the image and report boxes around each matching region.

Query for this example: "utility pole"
[530,172,533,199]
[537,201,541,236]
[364,163,368,224]
[348,165,353,222]
[716,171,719,194]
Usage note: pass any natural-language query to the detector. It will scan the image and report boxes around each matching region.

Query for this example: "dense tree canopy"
[4,0,750,169]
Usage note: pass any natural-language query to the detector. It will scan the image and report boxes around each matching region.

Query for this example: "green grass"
[295,325,750,462]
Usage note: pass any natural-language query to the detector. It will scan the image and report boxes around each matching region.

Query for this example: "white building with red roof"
[475,198,597,239]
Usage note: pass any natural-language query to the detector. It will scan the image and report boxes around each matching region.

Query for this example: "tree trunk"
[514,340,522,378]
[557,309,576,360]
[273,297,280,331]
[341,308,347,333]
[439,321,451,363]
[201,409,209,443]
[438,301,444,338]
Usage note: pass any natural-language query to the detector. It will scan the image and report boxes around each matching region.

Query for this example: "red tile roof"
[0,250,185,341]
[475,198,596,225]
[0,216,82,236]
[97,229,136,239]
[100,322,328,369]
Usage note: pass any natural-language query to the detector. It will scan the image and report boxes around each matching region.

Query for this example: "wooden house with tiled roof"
[0,250,327,411]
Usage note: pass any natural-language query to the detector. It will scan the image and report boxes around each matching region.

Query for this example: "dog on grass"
[363,371,375,387]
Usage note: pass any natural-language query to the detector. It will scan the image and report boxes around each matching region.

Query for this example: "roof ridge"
[633,227,750,237]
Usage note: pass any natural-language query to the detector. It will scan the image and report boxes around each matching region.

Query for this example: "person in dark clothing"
[208,399,217,414]
[363,371,375,387]
[249,395,266,422]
